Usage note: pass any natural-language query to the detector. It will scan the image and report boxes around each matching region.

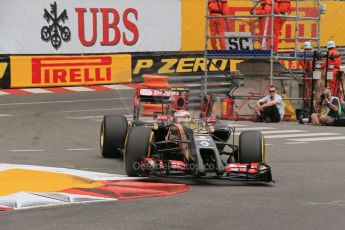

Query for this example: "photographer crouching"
[311,88,341,126]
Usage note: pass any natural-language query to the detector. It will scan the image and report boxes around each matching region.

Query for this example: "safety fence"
[202,0,345,51]
[207,0,320,52]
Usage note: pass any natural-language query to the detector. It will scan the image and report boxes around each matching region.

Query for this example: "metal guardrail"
[169,74,234,110]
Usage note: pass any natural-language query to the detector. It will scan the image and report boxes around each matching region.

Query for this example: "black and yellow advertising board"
[132,52,230,82]
[0,56,10,89]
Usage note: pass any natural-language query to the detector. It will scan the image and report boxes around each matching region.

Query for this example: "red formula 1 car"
[100,88,272,182]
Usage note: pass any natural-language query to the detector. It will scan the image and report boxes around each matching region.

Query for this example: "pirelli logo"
[32,56,113,84]
[10,54,131,88]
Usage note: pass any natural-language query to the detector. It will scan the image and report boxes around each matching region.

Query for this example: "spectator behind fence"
[254,85,285,123]
[208,0,229,50]
[311,88,340,126]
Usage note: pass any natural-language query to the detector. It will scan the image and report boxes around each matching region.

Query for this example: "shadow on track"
[141,177,274,187]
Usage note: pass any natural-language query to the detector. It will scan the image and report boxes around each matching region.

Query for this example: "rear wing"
[135,88,180,104]
[133,88,189,120]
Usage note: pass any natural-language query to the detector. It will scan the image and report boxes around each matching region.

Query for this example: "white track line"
[102,85,133,90]
[265,132,340,139]
[260,130,308,134]
[0,91,9,95]
[0,114,13,117]
[67,148,95,151]
[235,130,308,135]
[9,149,46,152]
[63,87,94,92]
[288,136,345,142]
[234,127,276,131]
[285,142,309,145]
[22,88,53,94]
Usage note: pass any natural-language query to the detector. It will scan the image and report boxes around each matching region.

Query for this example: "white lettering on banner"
[0,0,181,54]
[225,32,253,50]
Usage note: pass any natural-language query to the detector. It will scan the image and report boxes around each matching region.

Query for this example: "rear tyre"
[125,127,154,177]
[100,115,128,158]
[238,131,265,163]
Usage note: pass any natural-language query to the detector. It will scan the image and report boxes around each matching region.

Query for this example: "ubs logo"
[41,2,71,50]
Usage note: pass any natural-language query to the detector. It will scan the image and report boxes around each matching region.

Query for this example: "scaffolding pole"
[204,0,321,92]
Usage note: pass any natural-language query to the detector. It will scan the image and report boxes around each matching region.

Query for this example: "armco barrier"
[169,74,234,110]
[131,52,233,110]
[0,52,235,113]
[142,74,170,89]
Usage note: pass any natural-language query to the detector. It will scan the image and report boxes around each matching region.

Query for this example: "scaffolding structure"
[203,0,321,96]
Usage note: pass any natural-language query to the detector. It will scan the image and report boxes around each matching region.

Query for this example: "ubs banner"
[11,55,132,87]
[132,53,231,82]
[0,0,181,54]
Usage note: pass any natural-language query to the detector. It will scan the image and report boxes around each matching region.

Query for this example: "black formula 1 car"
[100,88,272,182]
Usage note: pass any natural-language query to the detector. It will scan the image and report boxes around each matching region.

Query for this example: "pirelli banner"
[10,55,131,88]
[132,53,231,82]
[7,53,229,88]
[0,0,181,54]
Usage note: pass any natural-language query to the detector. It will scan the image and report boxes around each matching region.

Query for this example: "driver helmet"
[174,110,192,124]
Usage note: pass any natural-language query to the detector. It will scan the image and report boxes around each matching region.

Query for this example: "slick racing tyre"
[238,131,265,163]
[125,127,154,177]
[100,115,128,158]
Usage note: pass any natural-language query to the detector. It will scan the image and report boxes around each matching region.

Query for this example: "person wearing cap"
[321,41,342,94]
[254,85,285,122]
[208,0,229,50]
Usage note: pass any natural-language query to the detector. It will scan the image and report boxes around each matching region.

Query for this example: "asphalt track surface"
[1,89,345,230]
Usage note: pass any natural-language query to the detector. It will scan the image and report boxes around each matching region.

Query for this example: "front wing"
[138,158,273,183]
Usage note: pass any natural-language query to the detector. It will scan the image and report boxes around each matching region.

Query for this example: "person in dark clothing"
[254,85,285,122]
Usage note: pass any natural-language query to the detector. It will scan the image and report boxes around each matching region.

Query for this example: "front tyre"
[125,127,154,177]
[238,131,265,163]
[100,115,128,158]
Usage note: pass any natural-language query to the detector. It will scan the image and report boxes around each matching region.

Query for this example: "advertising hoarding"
[0,0,181,54]
[10,55,132,87]
[132,53,231,81]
